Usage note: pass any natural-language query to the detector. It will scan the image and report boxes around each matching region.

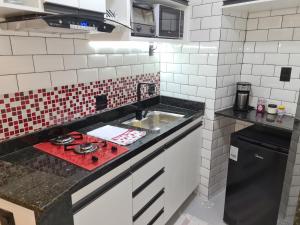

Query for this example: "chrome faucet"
[136,82,156,120]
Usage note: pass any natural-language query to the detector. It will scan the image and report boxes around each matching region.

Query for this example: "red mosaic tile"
[0,73,160,142]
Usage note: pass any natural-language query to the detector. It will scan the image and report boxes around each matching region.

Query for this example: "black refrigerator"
[224,125,291,225]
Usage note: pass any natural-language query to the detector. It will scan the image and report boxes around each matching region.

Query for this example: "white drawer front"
[72,161,130,204]
[132,151,165,191]
[152,212,165,225]
[133,172,165,215]
[134,193,164,225]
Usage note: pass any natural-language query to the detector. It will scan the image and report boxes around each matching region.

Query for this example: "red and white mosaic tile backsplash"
[0,73,160,142]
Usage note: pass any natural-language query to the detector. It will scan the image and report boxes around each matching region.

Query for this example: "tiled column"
[160,0,247,199]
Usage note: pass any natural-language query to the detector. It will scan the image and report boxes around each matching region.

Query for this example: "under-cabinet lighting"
[89,41,150,52]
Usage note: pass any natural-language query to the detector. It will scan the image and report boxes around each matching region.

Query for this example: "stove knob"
[92,156,99,162]
[103,141,107,147]
[111,146,118,153]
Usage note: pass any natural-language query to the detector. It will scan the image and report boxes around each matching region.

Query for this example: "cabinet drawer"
[72,161,130,204]
[133,170,165,215]
[152,211,164,225]
[132,150,165,191]
[133,190,164,225]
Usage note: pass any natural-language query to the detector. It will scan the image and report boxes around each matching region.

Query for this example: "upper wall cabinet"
[223,0,300,13]
[0,0,43,17]
[44,0,106,13]
[79,0,106,13]
[44,0,79,8]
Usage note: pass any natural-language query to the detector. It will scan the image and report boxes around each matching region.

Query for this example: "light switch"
[280,67,292,82]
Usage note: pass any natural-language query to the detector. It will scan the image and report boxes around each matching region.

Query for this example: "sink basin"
[122,111,185,131]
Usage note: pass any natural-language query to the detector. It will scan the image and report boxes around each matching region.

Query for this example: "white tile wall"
[33,55,64,72]
[0,34,159,95]
[0,36,12,55]
[51,70,78,86]
[241,8,300,115]
[17,72,51,91]
[46,38,75,54]
[10,36,47,55]
[160,0,247,199]
[0,56,34,75]
[77,68,99,83]
[0,75,18,94]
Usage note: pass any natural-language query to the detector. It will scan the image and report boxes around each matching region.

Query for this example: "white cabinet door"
[79,0,106,13]
[44,0,79,8]
[165,138,186,221]
[183,127,202,198]
[165,126,202,222]
[74,176,133,225]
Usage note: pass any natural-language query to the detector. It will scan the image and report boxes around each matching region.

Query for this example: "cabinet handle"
[254,154,264,160]
[133,168,165,198]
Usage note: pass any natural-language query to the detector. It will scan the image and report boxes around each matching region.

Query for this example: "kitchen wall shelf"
[0,0,43,17]
[223,0,300,13]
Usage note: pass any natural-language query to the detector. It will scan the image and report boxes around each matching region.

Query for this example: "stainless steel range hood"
[0,3,126,34]
[2,14,115,34]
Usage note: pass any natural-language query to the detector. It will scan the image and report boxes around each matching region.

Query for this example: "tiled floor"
[171,190,290,225]
[172,190,227,225]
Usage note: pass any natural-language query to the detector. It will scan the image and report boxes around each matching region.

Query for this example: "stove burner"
[50,133,83,145]
[75,143,99,154]
[64,141,107,154]
[34,132,128,171]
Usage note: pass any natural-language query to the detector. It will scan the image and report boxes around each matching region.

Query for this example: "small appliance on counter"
[267,104,278,115]
[131,0,156,37]
[234,82,252,112]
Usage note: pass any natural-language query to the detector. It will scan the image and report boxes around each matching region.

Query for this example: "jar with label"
[278,105,285,116]
[267,104,278,115]
[256,98,266,114]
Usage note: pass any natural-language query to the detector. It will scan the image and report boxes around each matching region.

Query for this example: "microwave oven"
[131,1,156,37]
[153,4,184,39]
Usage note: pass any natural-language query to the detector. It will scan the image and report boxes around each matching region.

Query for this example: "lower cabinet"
[73,175,133,225]
[73,125,202,225]
[165,127,202,222]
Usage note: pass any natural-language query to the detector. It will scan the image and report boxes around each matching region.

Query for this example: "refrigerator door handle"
[254,153,264,160]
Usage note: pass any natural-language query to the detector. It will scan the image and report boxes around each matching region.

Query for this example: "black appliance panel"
[158,5,182,38]
[224,126,290,225]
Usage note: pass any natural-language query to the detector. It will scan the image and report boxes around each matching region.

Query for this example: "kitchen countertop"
[0,96,204,225]
[215,107,294,132]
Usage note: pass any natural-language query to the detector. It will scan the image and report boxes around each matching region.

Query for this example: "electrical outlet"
[95,95,108,111]
[280,67,292,82]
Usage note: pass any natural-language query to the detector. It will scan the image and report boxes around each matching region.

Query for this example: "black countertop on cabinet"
[0,96,204,225]
[215,107,294,132]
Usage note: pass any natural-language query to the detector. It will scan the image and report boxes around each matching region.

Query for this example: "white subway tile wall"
[242,8,300,115]
[0,34,160,93]
[160,0,247,199]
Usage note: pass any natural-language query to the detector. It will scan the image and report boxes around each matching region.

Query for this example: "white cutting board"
[87,125,129,141]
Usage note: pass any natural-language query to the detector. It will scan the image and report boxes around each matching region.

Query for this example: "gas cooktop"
[34,132,128,171]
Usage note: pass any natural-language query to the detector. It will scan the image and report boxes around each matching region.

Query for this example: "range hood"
[0,3,130,34]
[2,14,115,34]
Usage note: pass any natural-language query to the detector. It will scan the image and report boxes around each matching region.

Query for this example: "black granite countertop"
[215,107,294,132]
[0,96,204,224]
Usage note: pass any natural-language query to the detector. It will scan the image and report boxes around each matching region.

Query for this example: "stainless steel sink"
[122,111,185,131]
